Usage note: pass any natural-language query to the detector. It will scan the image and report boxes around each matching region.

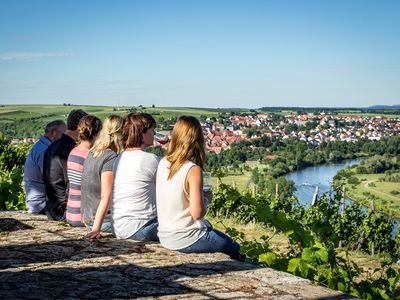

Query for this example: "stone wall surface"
[0,211,356,299]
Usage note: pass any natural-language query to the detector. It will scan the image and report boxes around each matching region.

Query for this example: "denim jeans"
[85,219,112,233]
[129,218,159,242]
[178,227,241,260]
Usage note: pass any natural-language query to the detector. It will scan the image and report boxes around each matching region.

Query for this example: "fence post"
[232,180,236,189]
[275,183,279,198]
[371,198,375,256]
[339,186,346,248]
[312,185,319,206]
[341,186,346,217]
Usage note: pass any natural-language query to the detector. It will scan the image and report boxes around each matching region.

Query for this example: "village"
[152,112,399,153]
[14,112,400,153]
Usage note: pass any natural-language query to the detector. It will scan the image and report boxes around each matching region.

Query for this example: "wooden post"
[216,178,220,192]
[252,185,257,196]
[232,180,236,189]
[341,186,346,218]
[312,185,319,206]
[371,197,375,256]
[275,183,279,198]
[339,186,346,248]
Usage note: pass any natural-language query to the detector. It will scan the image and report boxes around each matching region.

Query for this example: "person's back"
[111,112,160,241]
[81,149,116,227]
[24,120,66,214]
[66,115,102,227]
[43,109,88,221]
[43,134,77,220]
[66,147,89,226]
[156,157,207,249]
[24,136,52,213]
[112,150,159,239]
[156,116,241,260]
[80,114,123,240]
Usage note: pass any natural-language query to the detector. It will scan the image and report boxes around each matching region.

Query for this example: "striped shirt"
[66,147,89,227]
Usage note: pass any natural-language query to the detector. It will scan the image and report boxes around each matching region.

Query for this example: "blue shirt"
[24,136,52,213]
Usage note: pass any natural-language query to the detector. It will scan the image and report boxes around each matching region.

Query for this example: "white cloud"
[0,52,73,62]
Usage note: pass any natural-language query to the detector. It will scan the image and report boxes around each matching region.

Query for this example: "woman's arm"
[86,170,113,239]
[186,165,207,220]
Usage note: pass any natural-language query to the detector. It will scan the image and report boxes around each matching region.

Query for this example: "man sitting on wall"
[24,120,67,214]
[43,109,88,221]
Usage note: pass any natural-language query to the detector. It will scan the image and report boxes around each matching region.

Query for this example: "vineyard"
[0,132,399,299]
[208,183,399,299]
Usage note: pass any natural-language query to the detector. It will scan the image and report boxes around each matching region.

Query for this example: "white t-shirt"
[156,158,207,250]
[111,150,160,239]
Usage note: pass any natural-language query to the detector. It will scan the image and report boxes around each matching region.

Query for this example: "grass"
[208,216,290,251]
[344,173,400,218]
[210,162,264,192]
[213,172,254,192]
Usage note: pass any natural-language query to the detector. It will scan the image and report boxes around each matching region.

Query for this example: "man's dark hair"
[67,109,88,131]
[44,120,66,134]
[122,113,156,148]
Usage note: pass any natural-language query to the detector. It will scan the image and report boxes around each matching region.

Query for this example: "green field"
[344,173,400,218]
[338,112,400,118]
[213,172,253,192]
[0,104,247,121]
[0,104,250,139]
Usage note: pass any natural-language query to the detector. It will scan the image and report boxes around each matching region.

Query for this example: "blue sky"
[0,0,399,108]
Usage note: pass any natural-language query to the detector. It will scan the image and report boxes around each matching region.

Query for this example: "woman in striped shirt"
[66,115,102,226]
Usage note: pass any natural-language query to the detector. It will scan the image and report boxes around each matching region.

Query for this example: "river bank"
[341,169,400,219]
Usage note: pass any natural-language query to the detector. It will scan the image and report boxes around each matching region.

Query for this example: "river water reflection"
[285,158,398,237]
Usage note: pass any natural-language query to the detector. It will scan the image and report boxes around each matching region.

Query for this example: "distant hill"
[367,105,400,110]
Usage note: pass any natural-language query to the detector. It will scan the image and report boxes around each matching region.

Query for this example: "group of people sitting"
[24,109,241,260]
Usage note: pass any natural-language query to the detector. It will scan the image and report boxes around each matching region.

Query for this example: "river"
[285,158,398,237]
[285,158,364,207]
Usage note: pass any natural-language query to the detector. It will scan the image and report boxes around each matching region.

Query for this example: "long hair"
[166,116,205,180]
[90,115,123,158]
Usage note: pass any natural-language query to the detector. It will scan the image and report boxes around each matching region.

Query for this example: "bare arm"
[86,171,113,239]
[186,165,207,220]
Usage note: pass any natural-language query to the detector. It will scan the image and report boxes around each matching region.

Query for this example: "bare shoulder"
[187,165,202,180]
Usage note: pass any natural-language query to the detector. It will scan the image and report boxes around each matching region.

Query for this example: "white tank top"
[156,158,207,250]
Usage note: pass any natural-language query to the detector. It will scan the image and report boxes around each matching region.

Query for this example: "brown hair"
[122,113,156,148]
[78,115,102,143]
[67,109,88,130]
[166,116,205,180]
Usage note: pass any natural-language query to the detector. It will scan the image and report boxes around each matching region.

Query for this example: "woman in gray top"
[81,115,123,239]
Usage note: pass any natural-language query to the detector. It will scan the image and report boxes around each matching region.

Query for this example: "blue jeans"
[178,228,241,260]
[85,219,112,233]
[129,218,159,241]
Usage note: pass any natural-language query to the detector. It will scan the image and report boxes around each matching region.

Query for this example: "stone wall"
[0,211,355,299]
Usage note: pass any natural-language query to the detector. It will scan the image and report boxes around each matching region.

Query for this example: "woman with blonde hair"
[81,115,123,239]
[156,116,241,259]
[66,115,102,227]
